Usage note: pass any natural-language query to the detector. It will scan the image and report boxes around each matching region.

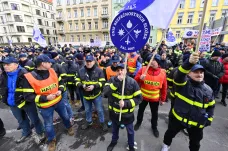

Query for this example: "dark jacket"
[64,61,79,86]
[52,61,67,91]
[0,67,28,106]
[172,61,215,128]
[19,59,35,72]
[200,59,224,88]
[160,59,173,75]
[104,76,142,125]
[75,65,105,100]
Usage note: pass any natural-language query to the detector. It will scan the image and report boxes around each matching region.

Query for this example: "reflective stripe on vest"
[172,108,204,128]
[24,68,62,108]
[109,105,134,113]
[84,91,101,100]
[127,54,139,74]
[106,66,117,80]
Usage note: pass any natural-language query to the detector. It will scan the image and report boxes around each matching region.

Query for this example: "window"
[103,20,108,28]
[40,28,44,34]
[222,10,228,17]
[198,12,202,23]
[0,37,4,44]
[51,14,54,19]
[86,0,90,3]
[69,23,72,30]
[81,9,84,17]
[52,22,56,28]
[45,21,49,26]
[46,30,50,35]
[77,35,80,42]
[200,0,204,7]
[74,10,78,18]
[177,13,183,24]
[17,26,25,32]
[38,19,42,25]
[80,0,83,3]
[58,11,62,18]
[102,7,108,15]
[116,0,124,3]
[104,33,109,41]
[179,0,185,9]
[176,31,180,38]
[94,8,97,16]
[71,35,74,42]
[88,22,91,30]
[212,0,219,6]
[75,23,78,30]
[73,0,77,4]
[57,0,61,5]
[87,8,90,17]
[0,16,4,24]
[225,0,228,5]
[187,13,194,24]
[210,11,216,22]
[149,36,153,44]
[83,35,86,41]
[82,22,85,30]
[11,3,19,10]
[3,27,7,33]
[68,10,71,18]
[67,0,70,5]
[36,9,41,15]
[189,0,196,8]
[94,21,98,29]
[14,15,23,22]
[95,34,98,40]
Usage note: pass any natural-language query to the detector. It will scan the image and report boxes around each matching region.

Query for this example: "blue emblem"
[186,31,193,36]
[121,0,155,12]
[110,10,150,53]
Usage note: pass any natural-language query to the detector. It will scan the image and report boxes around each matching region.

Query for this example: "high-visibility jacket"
[174,50,182,56]
[106,66,117,80]
[140,66,166,102]
[127,54,139,74]
[24,68,62,108]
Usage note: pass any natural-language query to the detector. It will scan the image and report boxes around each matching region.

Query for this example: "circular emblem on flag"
[186,31,193,36]
[110,10,150,53]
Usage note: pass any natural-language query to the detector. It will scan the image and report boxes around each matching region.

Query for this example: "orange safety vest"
[24,68,62,108]
[127,54,139,74]
[106,66,117,80]
[140,67,166,101]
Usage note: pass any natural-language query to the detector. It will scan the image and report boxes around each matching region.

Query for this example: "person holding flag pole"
[161,1,215,151]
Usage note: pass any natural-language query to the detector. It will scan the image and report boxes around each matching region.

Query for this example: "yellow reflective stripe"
[98,82,102,87]
[15,88,34,92]
[60,73,67,77]
[17,101,26,108]
[112,93,133,99]
[173,80,187,86]
[66,74,75,77]
[208,100,215,106]
[75,78,81,81]
[141,92,160,99]
[172,109,204,128]
[208,117,213,122]
[105,83,110,86]
[76,82,81,86]
[128,67,136,70]
[170,92,175,97]
[38,95,62,108]
[99,78,106,81]
[58,76,62,81]
[167,78,173,82]
[84,91,101,100]
[67,82,73,84]
[59,85,65,88]
[133,90,141,97]
[129,99,136,107]
[35,95,40,103]
[82,81,99,84]
[108,105,134,113]
[168,86,173,89]
[110,83,117,91]
[178,66,190,74]
[24,66,34,70]
[141,88,160,94]
[61,62,65,65]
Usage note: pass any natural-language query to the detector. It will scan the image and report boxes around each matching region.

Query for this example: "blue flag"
[33,26,47,47]
[166,29,176,46]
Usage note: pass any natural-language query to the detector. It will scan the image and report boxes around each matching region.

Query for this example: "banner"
[211,27,222,36]
[166,29,177,47]
[199,29,211,52]
[33,25,47,47]
[183,27,222,38]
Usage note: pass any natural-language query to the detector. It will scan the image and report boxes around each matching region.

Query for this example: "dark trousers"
[0,118,4,133]
[67,85,76,101]
[164,116,203,151]
[111,121,134,147]
[222,83,228,101]
[137,101,159,129]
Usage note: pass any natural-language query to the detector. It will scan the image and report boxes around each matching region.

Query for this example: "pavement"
[0,94,228,151]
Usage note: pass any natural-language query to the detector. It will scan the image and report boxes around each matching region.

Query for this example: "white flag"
[121,0,181,29]
[166,29,177,47]
[33,25,47,47]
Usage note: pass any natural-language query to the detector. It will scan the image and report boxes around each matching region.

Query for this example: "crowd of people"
[0,39,227,151]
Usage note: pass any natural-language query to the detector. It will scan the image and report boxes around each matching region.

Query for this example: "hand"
[119,100,124,108]
[83,84,87,89]
[189,52,199,64]
[85,85,94,91]
[55,91,61,96]
[47,94,56,100]
[140,74,146,80]
[117,74,124,81]
[160,101,165,106]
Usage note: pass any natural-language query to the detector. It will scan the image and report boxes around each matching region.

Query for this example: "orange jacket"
[127,54,139,74]
[106,66,117,80]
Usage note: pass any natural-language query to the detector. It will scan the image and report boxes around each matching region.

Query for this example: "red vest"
[24,68,62,108]
[140,67,166,102]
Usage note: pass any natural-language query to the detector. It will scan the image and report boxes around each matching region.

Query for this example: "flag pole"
[195,0,208,52]
[119,53,128,122]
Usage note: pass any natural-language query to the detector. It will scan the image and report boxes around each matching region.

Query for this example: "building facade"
[157,0,228,43]
[56,0,111,46]
[0,0,57,45]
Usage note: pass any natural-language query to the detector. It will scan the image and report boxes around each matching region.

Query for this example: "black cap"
[191,64,205,72]
[85,55,94,61]
[111,55,120,63]
[51,52,58,59]
[36,54,51,63]
[1,57,18,64]
[211,51,221,57]
[116,63,124,69]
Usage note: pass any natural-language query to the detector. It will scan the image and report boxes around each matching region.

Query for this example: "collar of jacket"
[188,77,204,87]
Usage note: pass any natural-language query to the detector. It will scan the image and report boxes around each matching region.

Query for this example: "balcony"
[56,16,64,23]
[101,27,109,32]
[58,29,65,35]
[101,14,109,19]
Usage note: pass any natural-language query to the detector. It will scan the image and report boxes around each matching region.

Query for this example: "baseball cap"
[1,57,18,64]
[111,55,120,63]
[36,54,51,63]
[19,53,27,59]
[116,63,125,69]
[85,55,94,61]
[191,64,205,72]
